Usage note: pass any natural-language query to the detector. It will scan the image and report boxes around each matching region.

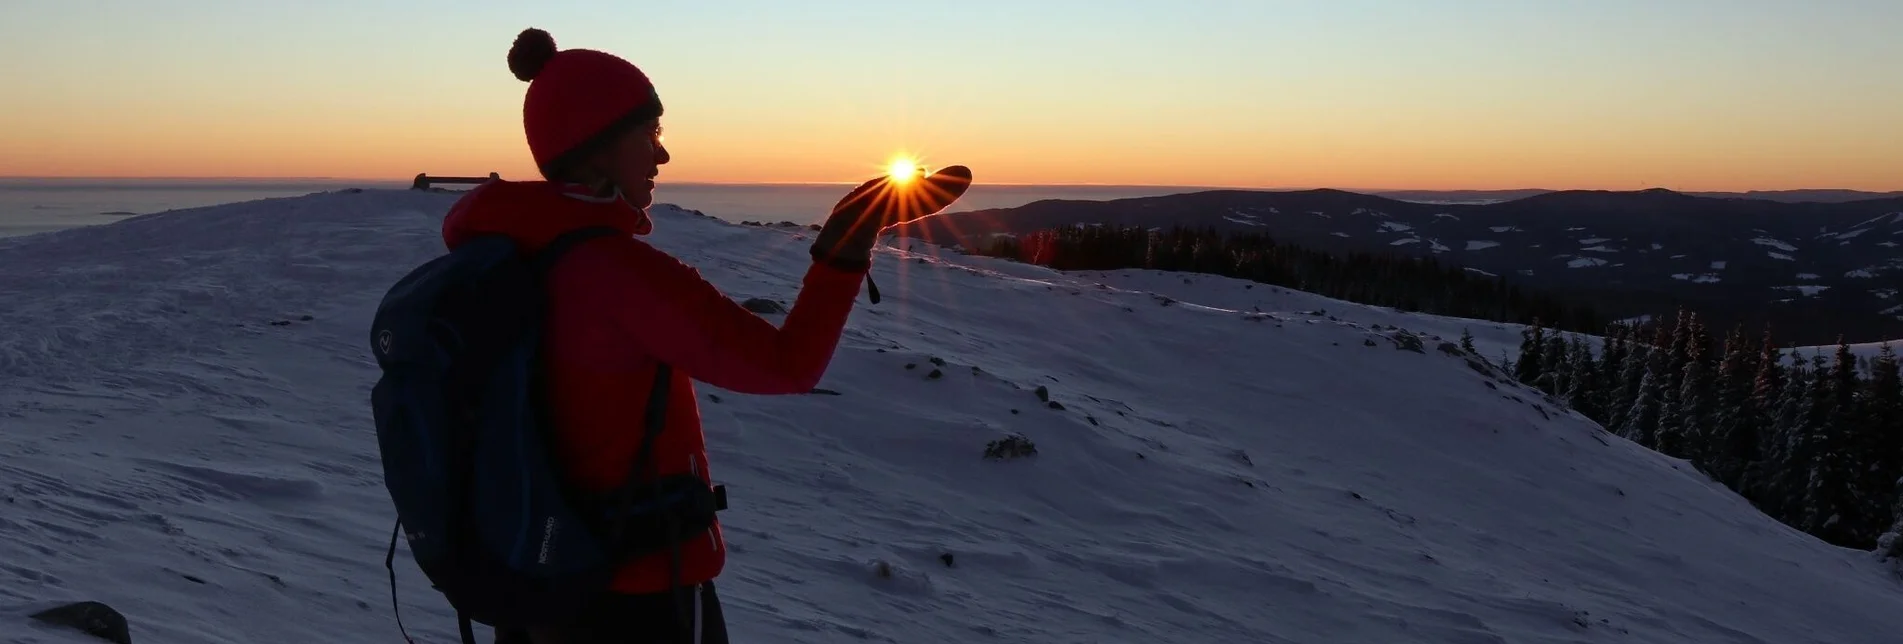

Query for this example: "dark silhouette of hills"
[893,188,1903,344]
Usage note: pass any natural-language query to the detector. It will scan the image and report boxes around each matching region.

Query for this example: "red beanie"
[507,28,662,178]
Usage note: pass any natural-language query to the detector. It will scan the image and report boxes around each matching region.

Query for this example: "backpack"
[367,226,726,643]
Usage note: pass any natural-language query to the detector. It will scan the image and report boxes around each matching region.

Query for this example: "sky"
[1,0,1900,191]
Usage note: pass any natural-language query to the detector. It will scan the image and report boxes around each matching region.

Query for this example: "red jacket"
[441,180,865,594]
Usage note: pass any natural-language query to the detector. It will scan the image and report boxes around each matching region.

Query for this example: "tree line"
[954,222,1903,556]
[1510,311,1903,552]
[963,224,1604,332]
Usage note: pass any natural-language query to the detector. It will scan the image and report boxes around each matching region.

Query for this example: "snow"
[1462,267,1498,278]
[1426,239,1450,252]
[1489,226,1521,233]
[1566,257,1610,268]
[1671,273,1723,284]
[1377,221,1412,233]
[1651,243,1663,250]
[4,190,1903,644]
[1837,229,1870,240]
[1710,261,1728,270]
[1389,238,1419,246]
[1768,252,1795,261]
[1221,216,1265,227]
[1753,237,1799,252]
[1797,273,1820,280]
[1330,232,1350,238]
[1433,213,1459,220]
[1579,245,1618,253]
[1579,237,1610,245]
[1847,269,1876,278]
[1465,240,1499,251]
[1774,285,1831,297]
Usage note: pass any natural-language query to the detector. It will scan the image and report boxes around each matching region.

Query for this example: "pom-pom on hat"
[507,28,663,179]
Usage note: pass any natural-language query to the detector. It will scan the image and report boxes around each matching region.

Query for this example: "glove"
[810,164,973,273]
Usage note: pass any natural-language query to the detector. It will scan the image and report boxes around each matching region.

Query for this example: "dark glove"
[810,165,973,273]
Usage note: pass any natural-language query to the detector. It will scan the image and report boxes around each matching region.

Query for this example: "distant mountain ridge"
[1371,188,1903,205]
[896,187,1903,344]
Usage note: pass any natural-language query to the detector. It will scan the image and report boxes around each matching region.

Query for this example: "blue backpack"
[367,226,725,643]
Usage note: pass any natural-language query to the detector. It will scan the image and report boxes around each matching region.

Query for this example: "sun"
[886,155,921,184]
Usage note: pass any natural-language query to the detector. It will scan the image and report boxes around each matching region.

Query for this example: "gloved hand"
[810,165,973,273]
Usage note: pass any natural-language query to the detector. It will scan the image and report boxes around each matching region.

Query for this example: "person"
[441,27,970,644]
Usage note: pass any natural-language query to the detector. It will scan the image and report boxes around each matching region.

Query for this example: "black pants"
[494,582,729,644]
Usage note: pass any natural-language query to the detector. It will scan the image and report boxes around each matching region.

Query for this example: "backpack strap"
[532,226,625,273]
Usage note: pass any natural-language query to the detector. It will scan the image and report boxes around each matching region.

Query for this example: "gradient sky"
[2,0,1899,190]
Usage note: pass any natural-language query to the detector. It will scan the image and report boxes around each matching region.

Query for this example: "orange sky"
[3,2,1899,192]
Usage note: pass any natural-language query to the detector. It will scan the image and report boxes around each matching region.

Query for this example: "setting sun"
[886,156,921,184]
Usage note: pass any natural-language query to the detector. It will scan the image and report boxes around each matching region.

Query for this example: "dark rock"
[1034,385,1050,402]
[1436,341,1462,355]
[1387,331,1425,353]
[30,601,132,644]
[926,368,943,379]
[740,297,786,314]
[1047,400,1066,411]
[984,434,1038,460]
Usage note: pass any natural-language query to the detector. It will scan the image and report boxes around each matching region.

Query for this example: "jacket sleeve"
[594,238,866,395]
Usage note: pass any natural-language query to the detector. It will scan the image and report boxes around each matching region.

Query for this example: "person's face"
[591,118,669,209]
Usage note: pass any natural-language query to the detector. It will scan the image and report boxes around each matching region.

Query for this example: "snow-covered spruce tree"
[1797,343,1868,547]
[1515,320,1547,386]
[1619,369,1665,449]
[1865,343,1903,545]
[1459,327,1476,354]
[1538,333,1571,396]
[1620,320,1679,450]
[1741,336,1789,502]
[1706,324,1763,492]
[1600,324,1637,431]
[1563,335,1602,420]
[1609,334,1653,440]
[1667,328,1718,464]
[1651,308,1697,455]
[1759,349,1812,524]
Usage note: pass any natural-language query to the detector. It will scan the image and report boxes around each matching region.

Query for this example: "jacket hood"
[441,180,653,252]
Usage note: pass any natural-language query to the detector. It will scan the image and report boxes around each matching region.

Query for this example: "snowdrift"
[3,189,1901,644]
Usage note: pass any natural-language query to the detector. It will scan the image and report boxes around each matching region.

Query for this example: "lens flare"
[886,156,921,184]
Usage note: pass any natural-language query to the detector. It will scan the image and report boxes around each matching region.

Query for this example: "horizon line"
[3,176,1901,195]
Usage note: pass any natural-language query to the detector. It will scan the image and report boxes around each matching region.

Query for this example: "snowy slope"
[4,189,1903,644]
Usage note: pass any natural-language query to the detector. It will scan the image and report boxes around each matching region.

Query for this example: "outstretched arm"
[594,238,865,395]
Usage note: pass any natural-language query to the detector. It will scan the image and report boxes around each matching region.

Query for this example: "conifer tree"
[1866,343,1903,544]
[1516,321,1547,385]
[1707,324,1762,491]
[1759,349,1812,523]
[1564,335,1601,419]
[1668,329,1717,463]
[1610,336,1653,439]
[1539,333,1571,396]
[1798,345,1866,546]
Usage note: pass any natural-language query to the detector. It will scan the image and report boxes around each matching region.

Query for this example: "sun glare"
[886,155,921,184]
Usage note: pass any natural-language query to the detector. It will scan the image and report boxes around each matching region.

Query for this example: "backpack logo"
[376,329,394,356]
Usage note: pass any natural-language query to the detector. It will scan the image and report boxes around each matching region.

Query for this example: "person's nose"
[654,141,671,166]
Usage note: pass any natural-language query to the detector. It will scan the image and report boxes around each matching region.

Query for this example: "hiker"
[434,27,971,644]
